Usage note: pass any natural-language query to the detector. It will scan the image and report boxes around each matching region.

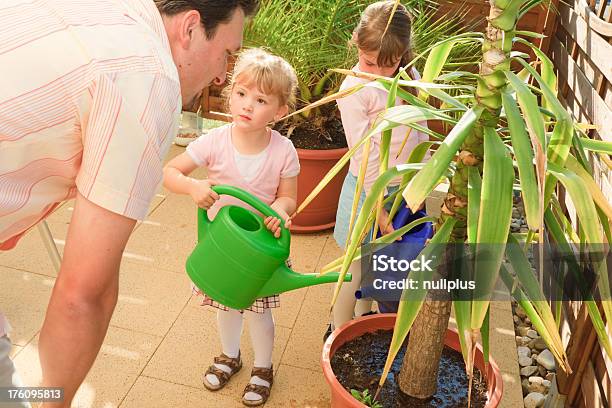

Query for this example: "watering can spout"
[257,264,352,298]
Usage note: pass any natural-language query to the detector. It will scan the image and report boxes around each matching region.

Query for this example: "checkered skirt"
[192,259,292,313]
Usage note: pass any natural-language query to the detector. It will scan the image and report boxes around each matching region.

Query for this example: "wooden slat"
[550,38,612,142]
[204,111,231,122]
[579,361,607,407]
[558,1,612,85]
[202,95,231,122]
[577,0,612,36]
[558,303,593,393]
[594,348,612,405]
[533,1,560,55]
[569,327,598,405]
[605,82,612,108]
[554,10,612,383]
[595,0,608,19]
[209,96,228,115]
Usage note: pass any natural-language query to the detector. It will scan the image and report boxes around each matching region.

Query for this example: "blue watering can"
[356,204,433,313]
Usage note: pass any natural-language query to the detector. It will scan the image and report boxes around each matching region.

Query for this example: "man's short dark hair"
[155,0,259,39]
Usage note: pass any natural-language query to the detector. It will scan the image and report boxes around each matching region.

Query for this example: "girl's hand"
[265,208,290,238]
[378,209,401,241]
[188,179,220,210]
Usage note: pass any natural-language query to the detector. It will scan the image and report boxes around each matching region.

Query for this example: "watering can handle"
[201,185,290,247]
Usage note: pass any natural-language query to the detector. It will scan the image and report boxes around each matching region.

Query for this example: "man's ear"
[274,104,289,122]
[179,10,201,49]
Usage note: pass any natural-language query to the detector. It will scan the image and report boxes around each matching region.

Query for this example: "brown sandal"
[242,365,274,407]
[203,352,242,391]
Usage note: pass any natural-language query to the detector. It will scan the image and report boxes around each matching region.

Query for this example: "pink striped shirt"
[0,0,181,250]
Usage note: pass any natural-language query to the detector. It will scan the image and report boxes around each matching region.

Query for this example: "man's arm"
[39,192,136,406]
[61,192,136,290]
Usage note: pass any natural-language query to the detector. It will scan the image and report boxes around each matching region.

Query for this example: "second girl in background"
[329,0,431,337]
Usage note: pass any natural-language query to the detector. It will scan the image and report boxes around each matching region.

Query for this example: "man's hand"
[188,179,220,209]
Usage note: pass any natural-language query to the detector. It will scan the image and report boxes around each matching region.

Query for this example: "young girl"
[163,48,299,407]
[330,1,430,335]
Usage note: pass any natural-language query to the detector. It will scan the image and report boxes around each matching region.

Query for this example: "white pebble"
[524,392,546,408]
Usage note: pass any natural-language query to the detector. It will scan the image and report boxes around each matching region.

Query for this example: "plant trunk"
[398,0,513,398]
[398,293,452,397]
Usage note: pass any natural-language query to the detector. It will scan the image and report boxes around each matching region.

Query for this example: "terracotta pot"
[429,119,450,136]
[321,314,503,408]
[291,147,349,233]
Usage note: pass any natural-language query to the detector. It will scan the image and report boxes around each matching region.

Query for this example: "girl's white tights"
[332,261,373,330]
[206,308,274,401]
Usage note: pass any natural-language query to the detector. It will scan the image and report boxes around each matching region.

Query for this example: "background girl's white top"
[337,66,430,194]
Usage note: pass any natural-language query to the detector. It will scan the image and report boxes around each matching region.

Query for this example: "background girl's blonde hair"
[227,48,298,109]
[353,1,413,70]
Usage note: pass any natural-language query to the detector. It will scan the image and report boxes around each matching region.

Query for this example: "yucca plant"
[244,0,479,144]
[289,0,612,402]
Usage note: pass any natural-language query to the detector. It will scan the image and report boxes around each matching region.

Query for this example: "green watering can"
[186,185,351,310]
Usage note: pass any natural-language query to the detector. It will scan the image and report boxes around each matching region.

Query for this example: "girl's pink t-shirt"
[186,124,300,219]
[337,66,430,193]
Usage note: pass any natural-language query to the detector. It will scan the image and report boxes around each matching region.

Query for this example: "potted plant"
[308,0,612,406]
[321,314,503,407]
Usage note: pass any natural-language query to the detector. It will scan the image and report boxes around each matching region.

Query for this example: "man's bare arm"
[39,192,136,406]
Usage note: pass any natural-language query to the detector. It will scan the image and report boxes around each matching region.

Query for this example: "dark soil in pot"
[331,330,488,407]
[275,105,348,150]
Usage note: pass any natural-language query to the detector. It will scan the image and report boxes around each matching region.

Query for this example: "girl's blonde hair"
[228,48,298,109]
[353,1,413,70]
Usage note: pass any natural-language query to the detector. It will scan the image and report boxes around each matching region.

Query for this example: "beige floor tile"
[273,288,307,329]
[490,298,513,312]
[0,222,68,277]
[142,305,290,398]
[308,235,343,305]
[306,281,335,306]
[314,235,343,273]
[187,291,203,308]
[46,200,75,225]
[146,192,200,228]
[0,266,53,346]
[488,304,523,408]
[163,144,185,165]
[120,376,241,408]
[266,364,330,408]
[289,233,329,273]
[123,220,197,274]
[281,295,329,372]
[110,260,192,337]
[450,303,523,407]
[13,326,162,408]
[146,193,167,216]
[10,344,23,359]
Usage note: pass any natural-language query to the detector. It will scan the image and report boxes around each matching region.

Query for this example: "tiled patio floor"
[1,144,523,407]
